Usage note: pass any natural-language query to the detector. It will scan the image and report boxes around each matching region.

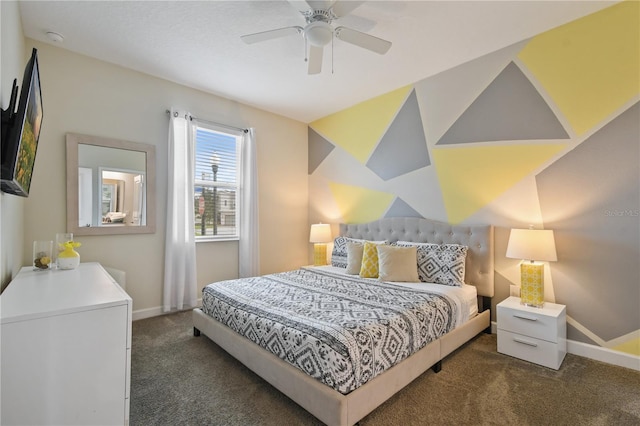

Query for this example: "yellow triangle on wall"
[432,144,566,224]
[612,336,640,356]
[329,182,395,224]
[310,86,413,164]
[518,1,640,135]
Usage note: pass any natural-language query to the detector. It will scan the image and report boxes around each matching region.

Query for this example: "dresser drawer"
[498,330,565,370]
[498,304,560,342]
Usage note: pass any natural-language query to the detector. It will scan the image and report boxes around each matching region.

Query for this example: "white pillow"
[346,241,365,274]
[377,245,419,282]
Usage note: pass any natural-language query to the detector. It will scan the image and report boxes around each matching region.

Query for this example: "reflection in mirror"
[99,169,145,226]
[76,142,146,227]
[67,133,155,236]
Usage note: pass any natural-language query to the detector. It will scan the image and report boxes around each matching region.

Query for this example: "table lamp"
[506,228,557,308]
[309,223,332,266]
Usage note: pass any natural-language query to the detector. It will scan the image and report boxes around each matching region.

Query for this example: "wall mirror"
[66,133,156,235]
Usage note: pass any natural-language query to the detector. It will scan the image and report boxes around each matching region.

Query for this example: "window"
[194,124,242,241]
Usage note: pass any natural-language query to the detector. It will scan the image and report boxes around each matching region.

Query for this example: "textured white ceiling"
[19,1,616,123]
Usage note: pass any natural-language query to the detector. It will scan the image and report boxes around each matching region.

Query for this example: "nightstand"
[497,296,566,369]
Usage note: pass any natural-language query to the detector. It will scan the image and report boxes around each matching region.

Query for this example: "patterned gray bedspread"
[201,267,457,394]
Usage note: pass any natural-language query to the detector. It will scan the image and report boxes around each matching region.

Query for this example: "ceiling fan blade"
[307,45,323,74]
[287,0,312,13]
[334,26,391,54]
[307,0,335,10]
[241,26,302,44]
[331,1,364,18]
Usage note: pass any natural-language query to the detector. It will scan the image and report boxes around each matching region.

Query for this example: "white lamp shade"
[506,228,557,262]
[309,223,332,243]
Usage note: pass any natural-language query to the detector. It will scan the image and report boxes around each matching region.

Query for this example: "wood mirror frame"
[66,133,156,236]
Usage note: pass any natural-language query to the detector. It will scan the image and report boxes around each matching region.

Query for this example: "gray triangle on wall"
[437,62,569,145]
[367,90,430,181]
[384,197,423,218]
[308,127,335,175]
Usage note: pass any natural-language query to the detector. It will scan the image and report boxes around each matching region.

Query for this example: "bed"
[193,217,494,425]
[103,211,127,223]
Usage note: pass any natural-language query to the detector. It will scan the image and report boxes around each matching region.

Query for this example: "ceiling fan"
[240,0,392,74]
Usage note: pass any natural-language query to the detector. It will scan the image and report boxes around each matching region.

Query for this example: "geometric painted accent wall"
[518,0,640,136]
[308,127,334,174]
[366,90,429,180]
[328,182,394,224]
[384,198,423,219]
[310,86,412,164]
[309,1,640,358]
[536,102,640,348]
[437,62,569,145]
[432,143,566,224]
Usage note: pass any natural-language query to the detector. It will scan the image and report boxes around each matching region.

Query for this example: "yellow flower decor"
[58,240,81,258]
[57,240,81,270]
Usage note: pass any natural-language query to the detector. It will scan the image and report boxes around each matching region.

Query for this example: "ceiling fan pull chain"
[304,36,308,63]
[331,32,334,74]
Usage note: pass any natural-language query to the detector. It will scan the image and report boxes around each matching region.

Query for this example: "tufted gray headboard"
[340,217,494,298]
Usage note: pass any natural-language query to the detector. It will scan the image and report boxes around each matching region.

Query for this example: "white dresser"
[1,262,132,425]
[497,296,566,370]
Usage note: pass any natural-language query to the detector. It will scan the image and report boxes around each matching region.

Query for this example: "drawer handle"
[513,338,538,347]
[513,314,538,321]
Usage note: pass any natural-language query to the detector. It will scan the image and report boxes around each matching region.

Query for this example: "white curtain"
[239,128,260,278]
[163,109,198,312]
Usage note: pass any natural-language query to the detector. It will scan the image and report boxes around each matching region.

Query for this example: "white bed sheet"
[305,265,478,324]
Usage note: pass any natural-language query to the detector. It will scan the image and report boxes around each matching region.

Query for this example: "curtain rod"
[165,109,248,133]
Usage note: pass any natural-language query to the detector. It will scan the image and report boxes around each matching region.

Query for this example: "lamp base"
[520,262,544,308]
[313,243,327,266]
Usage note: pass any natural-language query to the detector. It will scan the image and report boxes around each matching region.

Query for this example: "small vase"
[55,232,73,269]
[58,247,80,270]
[33,240,53,270]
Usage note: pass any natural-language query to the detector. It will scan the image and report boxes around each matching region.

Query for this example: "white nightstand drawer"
[498,306,558,342]
[497,297,566,343]
[498,330,565,370]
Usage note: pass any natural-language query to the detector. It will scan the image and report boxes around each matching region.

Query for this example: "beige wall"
[3,30,308,312]
[0,1,27,291]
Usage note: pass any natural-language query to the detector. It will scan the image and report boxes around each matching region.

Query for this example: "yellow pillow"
[360,241,383,278]
[377,245,419,282]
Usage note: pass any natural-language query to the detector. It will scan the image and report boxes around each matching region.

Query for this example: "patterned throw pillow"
[395,242,468,286]
[331,236,358,268]
[359,241,383,278]
[331,237,386,268]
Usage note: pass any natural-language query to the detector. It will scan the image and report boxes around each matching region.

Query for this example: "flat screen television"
[1,48,43,197]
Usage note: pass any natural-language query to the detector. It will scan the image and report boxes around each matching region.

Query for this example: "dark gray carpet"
[130,311,640,425]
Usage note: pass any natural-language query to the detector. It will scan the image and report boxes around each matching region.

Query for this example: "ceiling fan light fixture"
[305,21,332,47]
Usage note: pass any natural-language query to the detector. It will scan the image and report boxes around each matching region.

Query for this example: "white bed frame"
[193,217,494,426]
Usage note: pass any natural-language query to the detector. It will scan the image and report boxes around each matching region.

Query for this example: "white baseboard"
[491,321,639,372]
[567,340,640,371]
[132,299,202,321]
[132,306,164,321]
